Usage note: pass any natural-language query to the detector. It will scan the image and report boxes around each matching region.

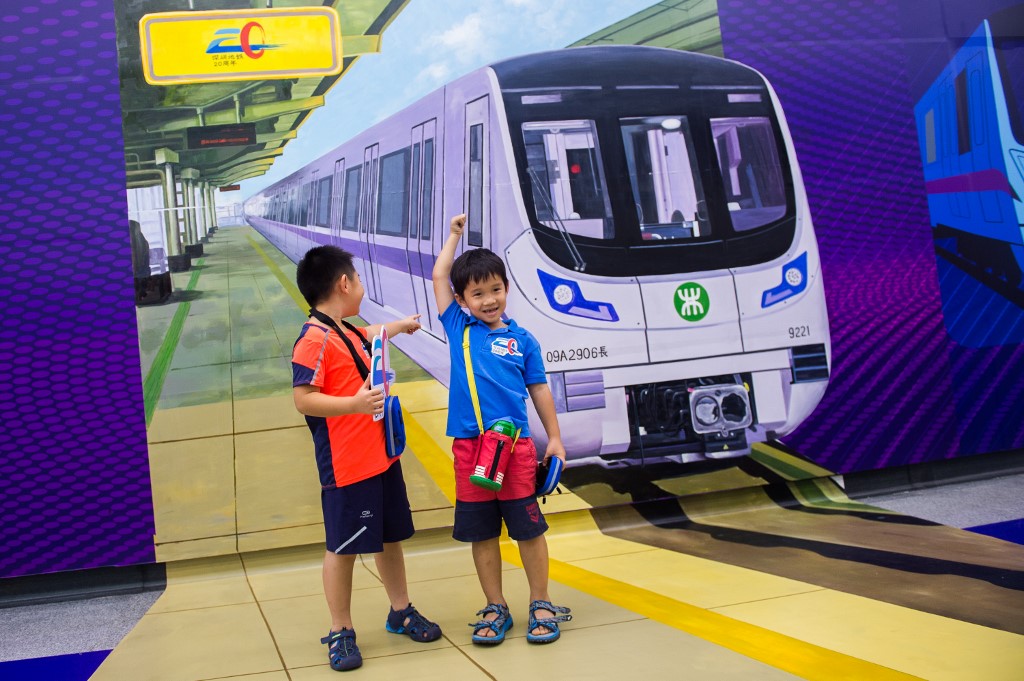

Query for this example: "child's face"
[456,273,508,329]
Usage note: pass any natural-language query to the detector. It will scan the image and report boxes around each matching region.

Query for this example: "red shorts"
[453,436,539,502]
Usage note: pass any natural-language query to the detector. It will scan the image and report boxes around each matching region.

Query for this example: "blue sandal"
[470,603,513,645]
[385,603,442,642]
[320,628,362,671]
[526,600,572,644]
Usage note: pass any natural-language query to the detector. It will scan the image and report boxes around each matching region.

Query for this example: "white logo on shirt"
[490,338,523,357]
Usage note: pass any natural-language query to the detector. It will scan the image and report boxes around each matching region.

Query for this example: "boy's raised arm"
[432,214,466,313]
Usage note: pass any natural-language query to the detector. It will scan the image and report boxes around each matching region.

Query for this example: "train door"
[330,158,344,244]
[411,120,439,335]
[465,96,490,249]
[361,144,382,305]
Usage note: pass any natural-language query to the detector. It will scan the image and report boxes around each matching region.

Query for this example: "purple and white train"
[244,46,831,465]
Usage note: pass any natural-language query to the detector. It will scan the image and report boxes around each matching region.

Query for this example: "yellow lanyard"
[463,326,520,443]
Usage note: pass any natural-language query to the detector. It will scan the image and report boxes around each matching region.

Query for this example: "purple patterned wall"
[0,0,155,578]
[719,0,1024,472]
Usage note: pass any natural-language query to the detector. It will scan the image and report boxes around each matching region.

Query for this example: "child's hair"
[296,245,356,307]
[450,248,508,296]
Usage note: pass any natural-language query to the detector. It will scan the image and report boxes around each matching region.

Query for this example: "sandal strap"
[404,608,439,635]
[320,629,358,659]
[470,602,511,630]
[528,600,573,626]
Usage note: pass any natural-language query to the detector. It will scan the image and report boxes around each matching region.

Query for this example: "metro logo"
[205,23,278,59]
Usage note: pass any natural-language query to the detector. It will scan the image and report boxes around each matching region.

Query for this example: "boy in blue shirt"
[432,214,572,644]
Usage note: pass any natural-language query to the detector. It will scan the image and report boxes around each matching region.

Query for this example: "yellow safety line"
[751,441,834,480]
[402,405,457,505]
[247,233,310,312]
[499,542,922,681]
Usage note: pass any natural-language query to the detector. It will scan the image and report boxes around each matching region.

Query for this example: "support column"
[155,148,190,272]
[180,168,203,258]
[206,184,218,234]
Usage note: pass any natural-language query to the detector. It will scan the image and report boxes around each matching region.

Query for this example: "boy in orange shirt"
[292,245,441,671]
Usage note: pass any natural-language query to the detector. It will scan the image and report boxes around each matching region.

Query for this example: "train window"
[955,69,971,155]
[468,124,484,246]
[299,182,312,227]
[710,117,786,233]
[620,116,705,241]
[410,143,421,238]
[925,109,936,164]
[342,166,361,231]
[315,176,332,227]
[421,138,434,239]
[522,120,612,239]
[377,147,410,236]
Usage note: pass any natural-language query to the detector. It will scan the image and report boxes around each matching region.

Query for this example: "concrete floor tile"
[288,647,490,680]
[91,603,282,681]
[149,435,236,544]
[147,401,234,443]
[233,394,306,433]
[235,428,322,535]
[237,524,325,554]
[716,589,1024,681]
[457,617,800,681]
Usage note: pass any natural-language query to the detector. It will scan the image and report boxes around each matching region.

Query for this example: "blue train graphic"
[245,46,831,466]
[914,7,1024,292]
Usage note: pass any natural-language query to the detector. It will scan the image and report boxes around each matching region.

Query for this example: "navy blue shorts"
[322,460,414,555]
[452,495,548,543]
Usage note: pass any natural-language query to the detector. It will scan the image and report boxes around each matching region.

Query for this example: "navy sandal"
[470,603,513,645]
[385,603,442,642]
[526,600,572,644]
[320,628,362,671]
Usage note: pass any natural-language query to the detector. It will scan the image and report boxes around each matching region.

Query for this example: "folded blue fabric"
[535,456,563,496]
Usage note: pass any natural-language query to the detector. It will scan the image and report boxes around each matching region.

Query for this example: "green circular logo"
[674,282,709,321]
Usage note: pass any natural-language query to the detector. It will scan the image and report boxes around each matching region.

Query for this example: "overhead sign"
[187,123,257,149]
[140,7,342,85]
[219,185,241,192]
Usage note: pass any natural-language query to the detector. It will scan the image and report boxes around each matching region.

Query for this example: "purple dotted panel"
[719,0,1024,472]
[0,1,154,578]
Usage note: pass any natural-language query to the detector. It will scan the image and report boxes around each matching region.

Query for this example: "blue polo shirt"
[439,300,547,438]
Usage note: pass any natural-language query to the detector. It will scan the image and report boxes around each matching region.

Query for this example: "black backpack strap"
[309,308,369,380]
[340,319,372,353]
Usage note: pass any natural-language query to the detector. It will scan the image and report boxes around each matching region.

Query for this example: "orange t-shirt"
[291,320,392,488]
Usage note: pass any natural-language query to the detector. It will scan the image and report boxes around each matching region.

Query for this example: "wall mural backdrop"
[0,0,1022,579]
[0,1,154,579]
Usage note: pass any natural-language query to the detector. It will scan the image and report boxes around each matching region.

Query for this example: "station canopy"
[118,0,409,190]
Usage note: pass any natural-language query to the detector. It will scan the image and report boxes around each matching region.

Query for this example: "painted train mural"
[915,6,1024,291]
[244,46,831,466]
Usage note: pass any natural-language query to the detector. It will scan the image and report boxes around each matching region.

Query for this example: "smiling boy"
[431,214,572,645]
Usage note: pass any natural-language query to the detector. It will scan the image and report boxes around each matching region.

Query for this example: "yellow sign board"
[140,8,342,85]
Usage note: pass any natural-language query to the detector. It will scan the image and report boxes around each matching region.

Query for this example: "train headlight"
[693,395,720,427]
[537,270,619,322]
[688,385,753,435]
[761,252,808,308]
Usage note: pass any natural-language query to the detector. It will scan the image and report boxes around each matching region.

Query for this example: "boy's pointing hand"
[399,314,422,335]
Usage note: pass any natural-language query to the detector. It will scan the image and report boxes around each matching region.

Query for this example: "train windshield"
[710,117,787,232]
[523,120,614,239]
[991,12,1024,144]
[621,116,708,241]
[507,81,795,276]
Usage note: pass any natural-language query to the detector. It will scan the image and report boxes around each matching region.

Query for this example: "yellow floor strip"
[403,411,457,505]
[499,540,922,681]
[247,234,309,312]
[751,441,834,480]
